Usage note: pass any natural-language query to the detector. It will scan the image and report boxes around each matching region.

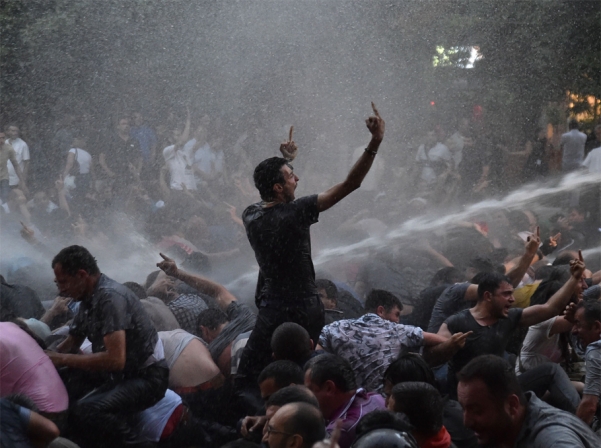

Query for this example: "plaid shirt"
[167,294,208,335]
[319,313,424,392]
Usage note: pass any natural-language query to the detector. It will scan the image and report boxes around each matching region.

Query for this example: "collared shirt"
[167,294,208,336]
[319,313,424,392]
[515,392,599,447]
[70,274,159,373]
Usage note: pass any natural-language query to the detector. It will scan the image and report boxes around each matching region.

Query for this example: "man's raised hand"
[569,250,585,279]
[279,125,298,161]
[365,102,385,141]
[157,253,178,277]
[525,226,541,254]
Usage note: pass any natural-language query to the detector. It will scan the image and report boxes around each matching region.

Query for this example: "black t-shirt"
[102,134,141,177]
[427,282,472,333]
[243,195,320,301]
[445,307,523,397]
[409,284,450,331]
[70,274,158,373]
[208,301,257,362]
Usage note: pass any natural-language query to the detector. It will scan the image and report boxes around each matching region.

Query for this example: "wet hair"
[576,300,601,325]
[280,402,326,448]
[457,355,525,405]
[271,322,312,364]
[4,393,39,412]
[355,410,414,439]
[568,118,579,130]
[315,279,338,300]
[476,272,511,301]
[383,353,436,389]
[390,382,443,435]
[51,245,100,276]
[365,289,403,314]
[265,385,320,409]
[429,267,464,286]
[552,251,578,266]
[144,270,161,290]
[258,360,304,388]
[181,251,211,274]
[529,266,571,306]
[197,308,228,331]
[123,281,147,300]
[305,354,357,392]
[467,256,495,274]
[534,265,556,281]
[253,157,289,201]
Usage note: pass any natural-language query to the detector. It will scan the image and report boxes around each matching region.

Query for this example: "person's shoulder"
[444,308,470,325]
[585,340,601,357]
[242,202,263,223]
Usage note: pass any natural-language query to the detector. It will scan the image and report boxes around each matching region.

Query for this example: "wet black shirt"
[445,307,523,397]
[243,195,319,302]
[102,134,141,178]
[427,282,472,333]
[0,278,45,319]
[70,274,158,373]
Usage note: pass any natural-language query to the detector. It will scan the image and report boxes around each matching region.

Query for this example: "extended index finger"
[578,249,583,262]
[371,101,380,118]
[159,253,171,261]
[330,420,343,447]
[536,226,540,238]
[288,125,294,142]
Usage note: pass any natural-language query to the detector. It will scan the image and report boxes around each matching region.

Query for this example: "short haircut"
[51,245,100,276]
[305,354,357,392]
[271,322,312,364]
[552,251,578,267]
[315,279,338,299]
[429,267,463,286]
[467,256,495,274]
[145,270,161,290]
[258,360,304,388]
[577,300,601,325]
[390,382,443,435]
[280,402,326,448]
[476,272,511,301]
[568,118,579,130]
[123,281,147,300]
[383,353,436,389]
[534,265,556,281]
[355,410,414,439]
[253,157,289,201]
[457,355,525,405]
[197,308,228,331]
[365,289,403,314]
[265,385,320,409]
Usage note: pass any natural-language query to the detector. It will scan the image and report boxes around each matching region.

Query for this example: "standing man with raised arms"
[237,103,385,385]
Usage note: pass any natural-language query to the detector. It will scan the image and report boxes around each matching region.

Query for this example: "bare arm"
[157,253,237,310]
[27,410,60,448]
[55,177,71,217]
[56,333,86,354]
[423,330,472,366]
[520,252,585,328]
[63,151,75,178]
[317,103,384,212]
[576,394,599,425]
[9,154,28,195]
[464,284,479,301]
[22,159,29,182]
[506,227,541,287]
[48,330,126,371]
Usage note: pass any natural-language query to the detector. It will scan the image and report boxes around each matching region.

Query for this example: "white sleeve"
[22,142,30,160]
[582,152,592,168]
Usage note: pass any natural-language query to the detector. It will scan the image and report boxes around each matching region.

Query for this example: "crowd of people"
[1,103,600,448]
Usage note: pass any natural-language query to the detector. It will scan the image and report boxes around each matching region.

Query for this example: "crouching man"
[46,245,168,447]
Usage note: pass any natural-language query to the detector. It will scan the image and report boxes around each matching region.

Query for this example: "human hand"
[55,176,64,192]
[563,300,580,323]
[50,296,71,315]
[19,221,36,243]
[449,331,473,349]
[279,126,298,161]
[569,250,585,279]
[525,226,541,254]
[313,419,342,448]
[241,415,267,438]
[557,216,572,230]
[72,215,88,237]
[44,350,64,367]
[548,232,561,248]
[157,253,178,277]
[365,102,385,141]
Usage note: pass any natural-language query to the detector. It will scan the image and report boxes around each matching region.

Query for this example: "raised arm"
[316,103,385,212]
[9,152,29,196]
[506,227,541,287]
[520,250,585,328]
[156,253,237,310]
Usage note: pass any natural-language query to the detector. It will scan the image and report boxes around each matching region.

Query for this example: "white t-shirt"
[131,389,182,442]
[582,146,601,173]
[193,141,224,184]
[560,129,587,172]
[517,316,563,374]
[69,148,92,174]
[5,138,30,186]
[416,142,452,184]
[163,144,197,191]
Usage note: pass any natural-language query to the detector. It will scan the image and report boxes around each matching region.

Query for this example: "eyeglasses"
[265,425,295,437]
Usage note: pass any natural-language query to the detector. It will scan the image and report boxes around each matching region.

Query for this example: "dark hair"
[258,360,304,388]
[144,270,161,290]
[534,265,556,281]
[4,393,39,412]
[577,300,601,325]
[552,251,578,266]
[281,402,326,448]
[271,322,312,364]
[51,245,100,276]
[383,353,436,389]
[457,355,525,405]
[476,272,511,301]
[528,266,571,306]
[429,267,464,286]
[265,385,320,409]
[305,354,357,392]
[568,118,579,130]
[123,281,147,300]
[365,290,403,314]
[468,256,495,274]
[253,157,289,201]
[390,382,443,435]
[315,279,338,300]
[355,410,414,439]
[197,308,228,331]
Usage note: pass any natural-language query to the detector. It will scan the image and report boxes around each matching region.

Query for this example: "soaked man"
[237,103,385,386]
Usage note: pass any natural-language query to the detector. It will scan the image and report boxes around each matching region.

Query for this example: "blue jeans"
[518,362,580,413]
